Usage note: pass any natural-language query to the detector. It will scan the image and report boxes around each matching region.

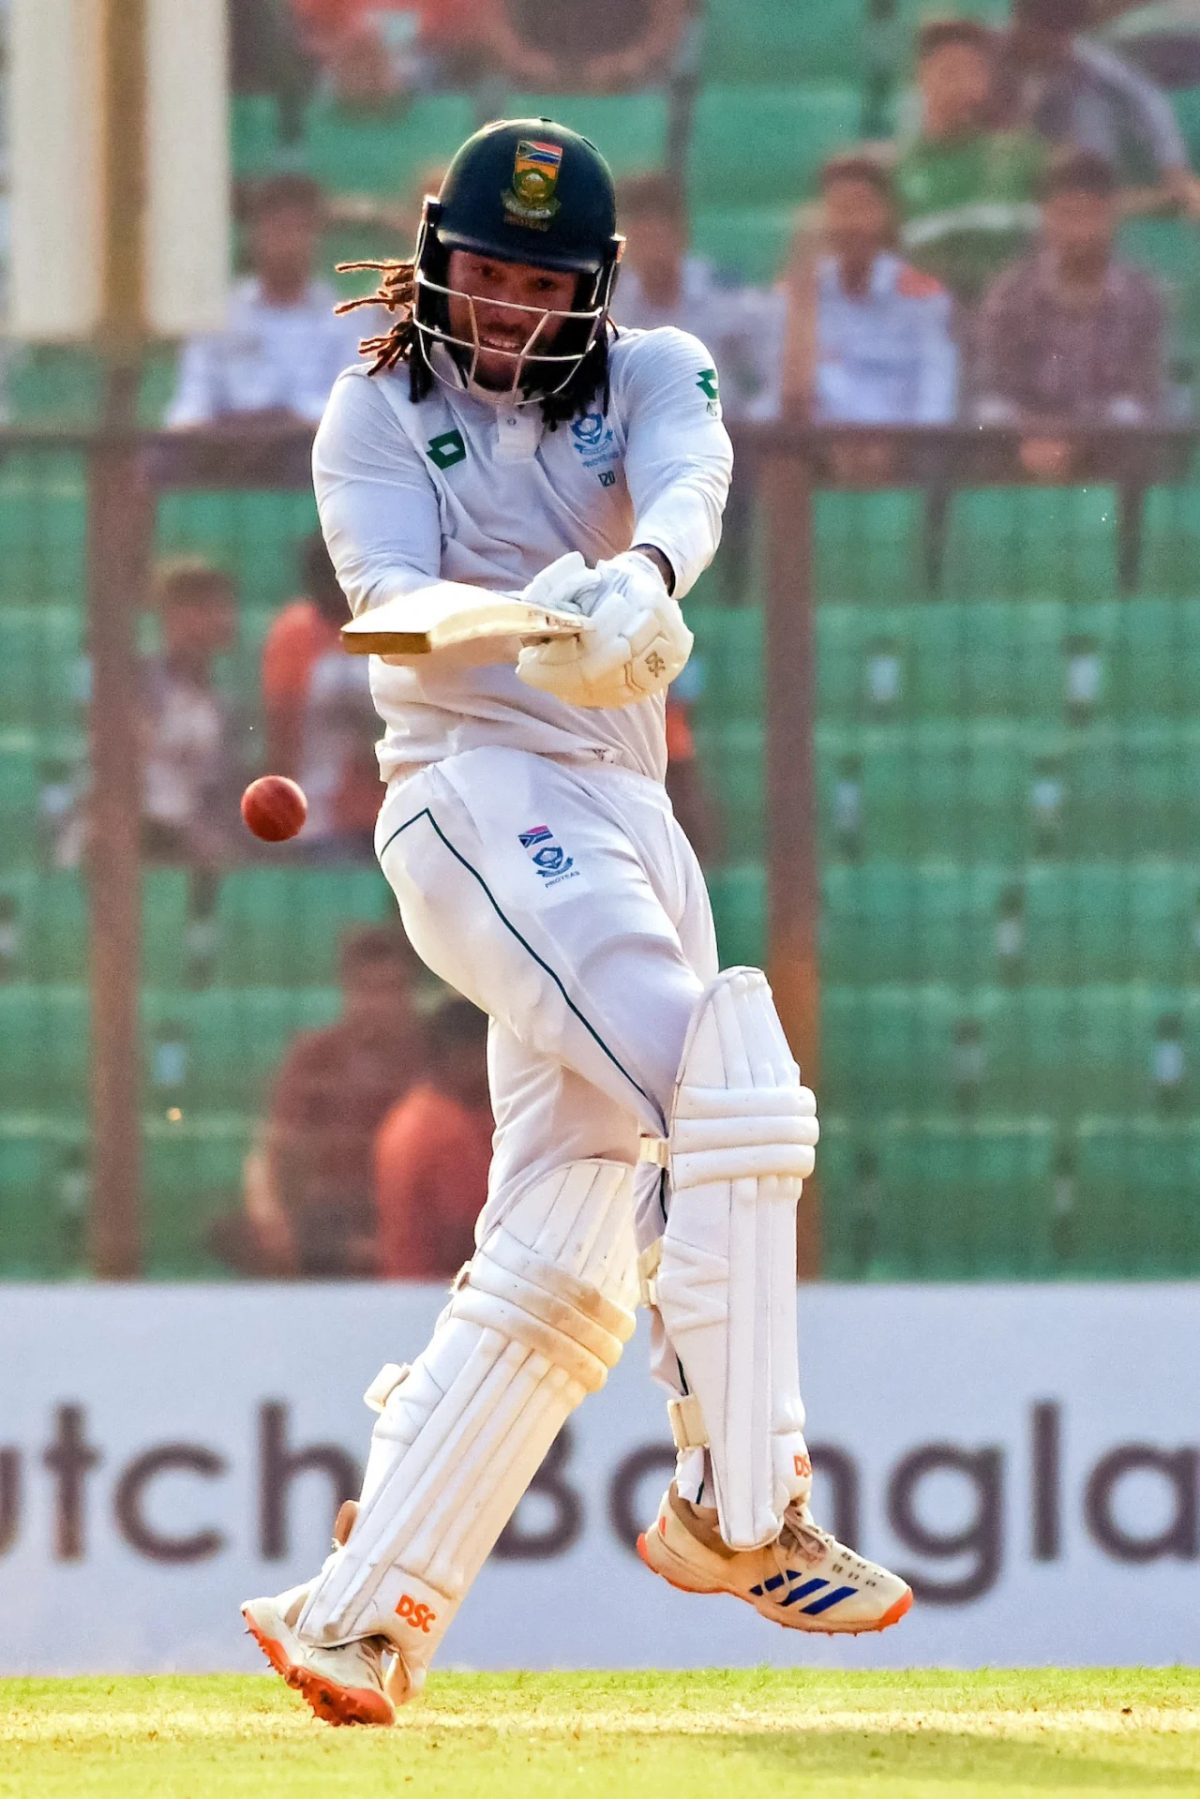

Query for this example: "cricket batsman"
[243,118,912,1726]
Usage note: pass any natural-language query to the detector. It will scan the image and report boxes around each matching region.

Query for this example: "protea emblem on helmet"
[503,139,564,228]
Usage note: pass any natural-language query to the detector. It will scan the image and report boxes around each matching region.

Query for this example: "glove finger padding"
[517,552,693,710]
[519,551,604,619]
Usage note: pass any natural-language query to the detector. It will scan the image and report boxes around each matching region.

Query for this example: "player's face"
[445,250,580,389]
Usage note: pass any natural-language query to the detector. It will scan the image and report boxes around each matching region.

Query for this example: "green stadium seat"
[1174,86,1200,164]
[1063,729,1200,857]
[1140,483,1200,598]
[690,205,795,285]
[1118,216,1197,286]
[702,0,866,84]
[141,986,340,1114]
[13,871,87,982]
[0,452,88,604]
[0,737,48,874]
[822,980,1186,1119]
[212,866,395,987]
[231,93,284,178]
[1022,863,1192,986]
[143,1114,254,1277]
[303,93,478,197]
[0,985,89,1111]
[0,1120,86,1277]
[8,349,104,428]
[817,721,1045,864]
[1072,1118,1200,1277]
[690,604,763,724]
[707,861,765,966]
[502,93,668,176]
[155,490,319,612]
[944,487,1119,601]
[688,85,862,209]
[873,1120,1057,1279]
[814,490,930,606]
[693,719,763,860]
[821,862,1010,988]
[0,607,84,734]
[141,870,195,985]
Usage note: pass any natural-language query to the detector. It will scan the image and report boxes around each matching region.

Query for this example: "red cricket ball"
[240,775,308,843]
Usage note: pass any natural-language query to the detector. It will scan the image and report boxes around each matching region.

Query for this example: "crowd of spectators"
[109,0,1200,1278]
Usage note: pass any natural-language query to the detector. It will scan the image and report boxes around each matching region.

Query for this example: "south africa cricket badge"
[502,139,563,230]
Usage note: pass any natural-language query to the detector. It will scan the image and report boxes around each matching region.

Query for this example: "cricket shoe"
[241,1503,414,1726]
[637,1483,913,1635]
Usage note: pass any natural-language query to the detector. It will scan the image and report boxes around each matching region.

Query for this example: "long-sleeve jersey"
[312,324,733,786]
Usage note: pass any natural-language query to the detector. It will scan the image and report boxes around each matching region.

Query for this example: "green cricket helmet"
[413,118,624,403]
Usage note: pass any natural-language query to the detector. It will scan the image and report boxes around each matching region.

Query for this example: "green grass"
[3,1669,1198,1798]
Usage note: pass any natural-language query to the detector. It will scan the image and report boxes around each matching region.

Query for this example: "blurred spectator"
[291,0,488,105]
[235,925,427,1278]
[262,533,380,860]
[616,173,785,421]
[783,156,958,480]
[1097,1,1200,91]
[138,559,242,870]
[375,997,493,1280]
[975,147,1165,475]
[296,646,382,862]
[231,0,314,142]
[665,684,719,869]
[484,0,692,94]
[262,532,345,776]
[166,174,359,432]
[992,0,1200,216]
[897,20,1046,306]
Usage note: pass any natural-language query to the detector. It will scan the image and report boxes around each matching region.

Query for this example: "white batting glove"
[518,550,605,620]
[516,551,693,710]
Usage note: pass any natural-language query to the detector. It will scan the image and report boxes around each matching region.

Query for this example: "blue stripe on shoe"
[800,1584,858,1616]
[780,1577,829,1608]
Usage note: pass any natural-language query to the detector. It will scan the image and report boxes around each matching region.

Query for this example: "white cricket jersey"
[312,325,733,785]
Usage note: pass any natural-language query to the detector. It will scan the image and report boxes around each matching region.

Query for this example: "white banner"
[1,1284,1196,1673]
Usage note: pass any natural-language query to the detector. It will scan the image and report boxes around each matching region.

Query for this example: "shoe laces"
[778,1505,875,1584]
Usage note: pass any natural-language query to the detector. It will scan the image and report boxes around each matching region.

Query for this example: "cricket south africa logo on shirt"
[502,139,563,230]
[570,411,618,478]
[519,823,580,889]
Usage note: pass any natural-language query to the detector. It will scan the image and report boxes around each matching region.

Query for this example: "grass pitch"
[3,1669,1197,1799]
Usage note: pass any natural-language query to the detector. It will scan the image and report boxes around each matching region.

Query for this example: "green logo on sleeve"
[697,368,720,400]
[427,429,467,470]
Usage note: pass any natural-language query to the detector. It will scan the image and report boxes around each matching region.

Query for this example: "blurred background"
[1,0,1198,1286]
[0,0,1198,1676]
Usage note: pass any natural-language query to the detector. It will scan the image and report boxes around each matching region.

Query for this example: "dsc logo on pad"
[396,1593,437,1633]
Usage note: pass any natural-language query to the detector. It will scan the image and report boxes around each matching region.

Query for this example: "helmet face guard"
[413,204,622,403]
[411,120,624,405]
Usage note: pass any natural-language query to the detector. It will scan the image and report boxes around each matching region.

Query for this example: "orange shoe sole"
[636,1532,914,1636]
[242,1605,395,1727]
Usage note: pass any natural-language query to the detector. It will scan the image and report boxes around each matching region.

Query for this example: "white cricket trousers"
[375,745,718,1414]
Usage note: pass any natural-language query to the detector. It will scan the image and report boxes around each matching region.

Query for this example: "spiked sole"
[241,1604,395,1727]
[636,1532,914,1637]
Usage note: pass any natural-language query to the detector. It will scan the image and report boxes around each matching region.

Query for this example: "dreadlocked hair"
[334,259,418,376]
[334,258,613,423]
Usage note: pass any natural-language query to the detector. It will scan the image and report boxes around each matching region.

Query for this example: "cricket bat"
[341,582,593,657]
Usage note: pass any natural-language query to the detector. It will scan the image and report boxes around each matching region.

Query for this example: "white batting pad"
[652,968,819,1550]
[297,1160,637,1671]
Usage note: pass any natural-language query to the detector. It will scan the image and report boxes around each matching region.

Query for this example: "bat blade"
[341,587,592,656]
